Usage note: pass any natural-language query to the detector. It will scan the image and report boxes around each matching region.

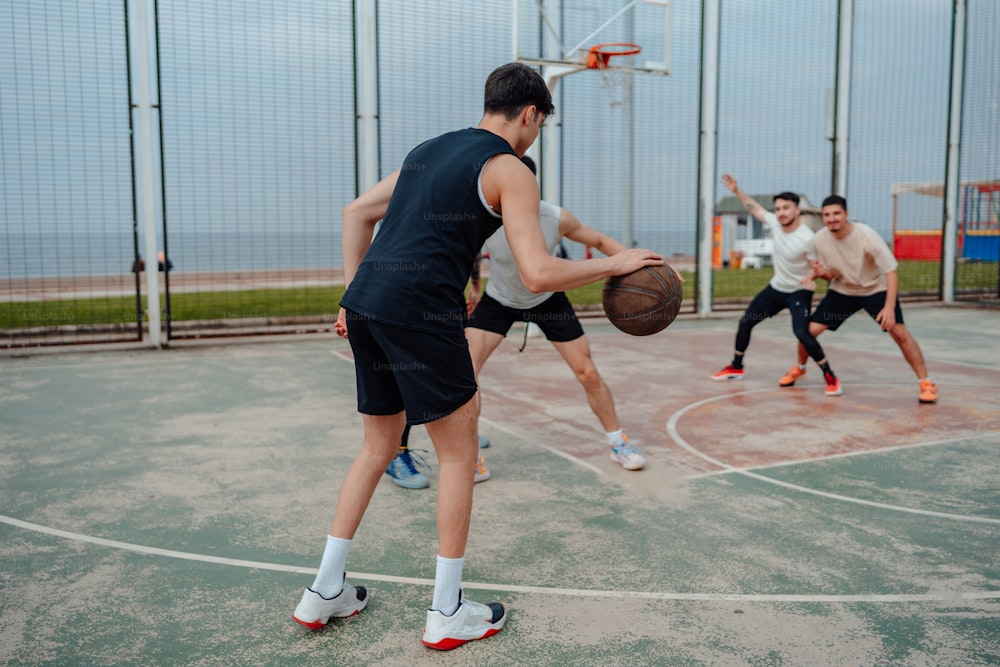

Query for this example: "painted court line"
[478,415,606,476]
[689,431,998,479]
[3,513,997,604]
[667,390,1000,526]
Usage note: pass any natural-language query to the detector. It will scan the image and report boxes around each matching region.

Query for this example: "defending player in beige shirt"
[795,195,938,403]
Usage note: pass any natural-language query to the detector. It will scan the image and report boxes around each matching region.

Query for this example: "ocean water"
[2,230,345,279]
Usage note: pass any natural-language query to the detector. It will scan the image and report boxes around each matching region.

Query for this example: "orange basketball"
[602,264,682,336]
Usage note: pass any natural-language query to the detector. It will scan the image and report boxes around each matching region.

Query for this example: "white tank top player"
[483,199,562,309]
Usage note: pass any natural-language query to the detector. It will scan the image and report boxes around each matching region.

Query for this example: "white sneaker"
[292,584,368,630]
[422,591,506,650]
[610,437,646,471]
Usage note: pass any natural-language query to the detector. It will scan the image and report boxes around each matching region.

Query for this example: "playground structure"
[892,180,1000,262]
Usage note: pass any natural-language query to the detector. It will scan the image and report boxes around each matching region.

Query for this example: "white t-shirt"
[484,200,562,309]
[814,222,898,296]
[764,212,817,293]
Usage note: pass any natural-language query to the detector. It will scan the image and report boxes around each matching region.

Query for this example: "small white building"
[714,194,823,268]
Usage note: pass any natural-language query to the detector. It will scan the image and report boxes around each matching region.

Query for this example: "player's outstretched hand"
[610,248,663,276]
[721,173,738,193]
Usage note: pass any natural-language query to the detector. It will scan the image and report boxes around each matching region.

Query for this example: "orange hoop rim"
[586,42,642,69]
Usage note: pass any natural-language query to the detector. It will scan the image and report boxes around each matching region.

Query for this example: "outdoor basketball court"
[1,303,997,665]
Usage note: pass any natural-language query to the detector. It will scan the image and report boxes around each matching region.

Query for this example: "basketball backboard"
[514,0,672,76]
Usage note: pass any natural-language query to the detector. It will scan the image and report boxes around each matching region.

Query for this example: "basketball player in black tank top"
[291,62,663,650]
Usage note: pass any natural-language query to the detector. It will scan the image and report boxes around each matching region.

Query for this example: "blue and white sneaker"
[385,448,431,489]
[477,435,490,449]
[610,437,646,471]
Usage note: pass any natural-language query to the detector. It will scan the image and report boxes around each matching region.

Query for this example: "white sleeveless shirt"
[484,200,562,309]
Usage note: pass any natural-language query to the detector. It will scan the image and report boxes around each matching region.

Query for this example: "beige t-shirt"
[814,222,898,296]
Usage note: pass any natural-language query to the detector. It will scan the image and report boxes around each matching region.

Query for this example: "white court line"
[478,415,606,476]
[667,390,1000,526]
[3,513,997,604]
[689,431,999,479]
[329,349,604,476]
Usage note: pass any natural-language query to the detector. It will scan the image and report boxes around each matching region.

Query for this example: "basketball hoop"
[586,42,642,70]
[586,43,641,108]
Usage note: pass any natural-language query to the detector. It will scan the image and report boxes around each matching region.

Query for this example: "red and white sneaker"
[292,584,368,630]
[712,365,744,381]
[824,373,843,397]
[422,590,506,650]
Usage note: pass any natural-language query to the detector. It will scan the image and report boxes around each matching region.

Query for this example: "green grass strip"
[1,261,995,329]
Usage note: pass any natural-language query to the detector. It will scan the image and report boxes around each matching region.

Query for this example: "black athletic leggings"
[735,285,826,363]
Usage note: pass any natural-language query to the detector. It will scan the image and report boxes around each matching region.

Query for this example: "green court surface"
[1,304,998,666]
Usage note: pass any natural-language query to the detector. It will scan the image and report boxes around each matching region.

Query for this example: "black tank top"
[341,128,515,332]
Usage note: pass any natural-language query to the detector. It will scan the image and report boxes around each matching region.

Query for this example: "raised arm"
[482,154,661,292]
[721,173,769,224]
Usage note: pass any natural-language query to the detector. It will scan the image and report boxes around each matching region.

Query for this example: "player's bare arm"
[482,154,663,292]
[336,169,401,337]
[811,259,840,282]
[342,169,400,284]
[799,266,818,291]
[721,173,768,223]
[559,210,627,256]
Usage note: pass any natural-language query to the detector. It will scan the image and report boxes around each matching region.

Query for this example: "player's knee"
[888,323,909,344]
[573,363,601,388]
[792,323,811,342]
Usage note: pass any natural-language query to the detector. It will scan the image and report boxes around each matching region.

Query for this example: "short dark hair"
[484,63,556,120]
[520,155,537,175]
[822,194,848,210]
[774,191,800,206]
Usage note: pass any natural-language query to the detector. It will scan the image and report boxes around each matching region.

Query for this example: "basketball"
[602,264,682,336]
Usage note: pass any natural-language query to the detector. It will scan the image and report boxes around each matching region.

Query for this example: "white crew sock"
[311,536,352,599]
[605,429,625,446]
[431,555,464,615]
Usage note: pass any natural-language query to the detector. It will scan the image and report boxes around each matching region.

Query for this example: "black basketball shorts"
[467,292,585,343]
[810,289,905,331]
[345,310,477,425]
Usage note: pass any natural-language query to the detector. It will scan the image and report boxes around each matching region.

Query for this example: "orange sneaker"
[779,365,807,387]
[824,373,843,396]
[919,379,938,403]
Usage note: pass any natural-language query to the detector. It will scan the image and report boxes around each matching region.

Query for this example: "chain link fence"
[2,0,996,347]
